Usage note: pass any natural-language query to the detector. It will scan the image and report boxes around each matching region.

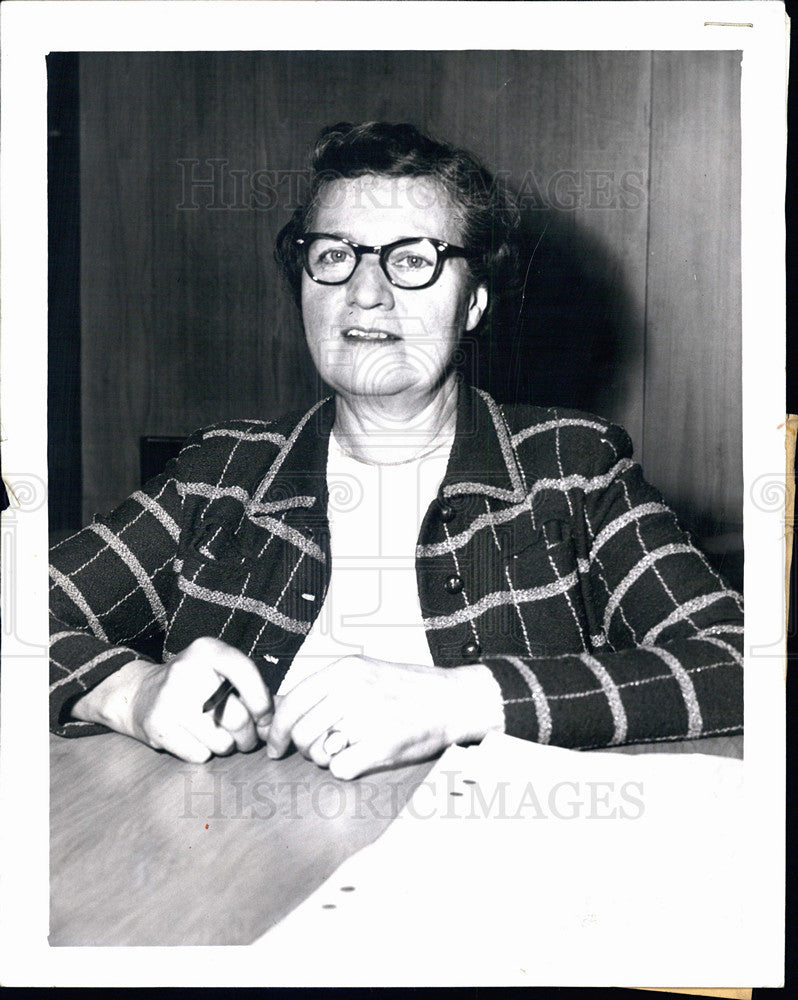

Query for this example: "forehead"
[310,175,463,244]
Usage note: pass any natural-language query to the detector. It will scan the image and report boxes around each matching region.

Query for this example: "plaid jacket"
[50,383,743,748]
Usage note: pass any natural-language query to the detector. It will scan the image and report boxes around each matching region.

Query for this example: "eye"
[388,248,435,271]
[312,244,354,267]
[392,252,431,270]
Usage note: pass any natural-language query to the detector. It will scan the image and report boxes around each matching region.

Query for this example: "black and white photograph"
[0,0,787,988]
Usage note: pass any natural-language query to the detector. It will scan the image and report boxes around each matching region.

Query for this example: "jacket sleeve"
[481,423,743,749]
[48,433,202,737]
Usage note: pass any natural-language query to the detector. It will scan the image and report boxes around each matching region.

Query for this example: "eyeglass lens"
[305,237,441,288]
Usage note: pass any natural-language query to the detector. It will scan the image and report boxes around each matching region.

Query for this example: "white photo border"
[0,0,787,987]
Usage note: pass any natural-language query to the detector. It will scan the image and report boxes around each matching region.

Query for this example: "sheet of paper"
[640,990,751,1000]
[254,733,745,986]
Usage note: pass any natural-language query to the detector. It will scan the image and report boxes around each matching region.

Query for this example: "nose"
[344,253,395,311]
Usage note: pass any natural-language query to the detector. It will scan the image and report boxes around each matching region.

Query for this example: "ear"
[464,283,488,332]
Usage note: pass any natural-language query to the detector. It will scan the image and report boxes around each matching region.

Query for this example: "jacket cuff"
[479,656,544,742]
[50,638,153,737]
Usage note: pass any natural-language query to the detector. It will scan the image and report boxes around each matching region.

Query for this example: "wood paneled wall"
[78,50,741,546]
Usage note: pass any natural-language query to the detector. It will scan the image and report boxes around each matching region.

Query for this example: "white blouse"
[277,428,454,695]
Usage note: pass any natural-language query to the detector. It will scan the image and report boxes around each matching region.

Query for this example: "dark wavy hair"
[274,122,520,332]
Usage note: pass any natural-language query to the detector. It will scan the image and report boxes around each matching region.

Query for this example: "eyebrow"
[313,232,435,246]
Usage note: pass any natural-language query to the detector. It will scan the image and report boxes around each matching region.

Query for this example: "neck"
[332,376,459,465]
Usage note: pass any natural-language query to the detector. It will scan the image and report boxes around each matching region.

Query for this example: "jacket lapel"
[440,381,527,505]
[251,396,335,524]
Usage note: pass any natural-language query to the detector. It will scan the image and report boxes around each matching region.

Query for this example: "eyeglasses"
[296,233,469,290]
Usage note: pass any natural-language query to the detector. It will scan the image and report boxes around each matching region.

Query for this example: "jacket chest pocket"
[166,519,277,654]
[471,519,589,657]
[165,516,325,663]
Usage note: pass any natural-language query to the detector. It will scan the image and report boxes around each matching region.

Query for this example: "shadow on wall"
[469,207,641,420]
[465,209,743,593]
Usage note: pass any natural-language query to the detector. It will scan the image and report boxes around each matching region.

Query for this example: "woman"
[49,122,743,780]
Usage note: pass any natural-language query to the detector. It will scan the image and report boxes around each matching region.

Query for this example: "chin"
[337,375,420,400]
[331,356,427,399]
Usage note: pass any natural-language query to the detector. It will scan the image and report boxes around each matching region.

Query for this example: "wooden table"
[49,732,743,946]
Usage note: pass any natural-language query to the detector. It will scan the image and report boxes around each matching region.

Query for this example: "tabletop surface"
[49,731,743,946]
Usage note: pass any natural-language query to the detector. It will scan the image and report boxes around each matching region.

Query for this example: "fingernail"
[266,745,279,759]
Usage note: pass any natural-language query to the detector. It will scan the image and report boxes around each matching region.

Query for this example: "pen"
[202,678,236,715]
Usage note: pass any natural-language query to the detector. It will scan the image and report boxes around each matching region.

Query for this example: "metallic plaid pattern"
[49,384,743,748]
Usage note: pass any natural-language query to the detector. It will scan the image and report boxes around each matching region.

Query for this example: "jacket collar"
[253,379,527,510]
[251,396,334,515]
[441,380,527,504]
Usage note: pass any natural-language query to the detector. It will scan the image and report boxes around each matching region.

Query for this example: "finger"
[217,694,259,753]
[200,639,273,723]
[307,731,331,768]
[306,726,353,768]
[162,729,214,764]
[189,712,237,757]
[256,693,282,745]
[267,679,332,758]
[328,742,378,781]
[289,698,345,759]
[254,693,276,744]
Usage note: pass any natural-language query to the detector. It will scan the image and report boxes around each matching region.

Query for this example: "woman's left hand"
[265,655,504,780]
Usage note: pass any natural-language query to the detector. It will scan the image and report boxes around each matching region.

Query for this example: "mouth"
[341,327,401,342]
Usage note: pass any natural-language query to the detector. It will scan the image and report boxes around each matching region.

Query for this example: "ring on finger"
[322,728,350,756]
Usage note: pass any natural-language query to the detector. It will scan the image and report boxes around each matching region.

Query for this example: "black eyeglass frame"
[295,233,470,290]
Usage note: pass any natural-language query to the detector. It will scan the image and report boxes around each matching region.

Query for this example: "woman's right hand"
[70,637,274,763]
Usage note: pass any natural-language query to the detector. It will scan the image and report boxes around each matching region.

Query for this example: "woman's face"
[300,175,487,406]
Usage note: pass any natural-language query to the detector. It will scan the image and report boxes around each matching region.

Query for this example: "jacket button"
[461,641,482,660]
[438,503,455,523]
[445,574,464,594]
